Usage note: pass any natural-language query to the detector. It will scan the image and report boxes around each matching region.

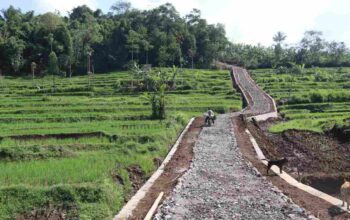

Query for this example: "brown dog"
[262,158,288,175]
[341,179,350,210]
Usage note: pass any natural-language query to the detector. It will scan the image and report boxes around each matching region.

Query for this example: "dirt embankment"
[251,120,350,197]
[129,117,203,219]
[232,115,350,220]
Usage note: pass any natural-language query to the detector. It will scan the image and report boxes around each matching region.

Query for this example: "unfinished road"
[153,66,316,219]
[231,66,277,118]
[155,114,307,219]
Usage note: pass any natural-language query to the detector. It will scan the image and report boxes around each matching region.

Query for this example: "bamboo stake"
[144,192,164,220]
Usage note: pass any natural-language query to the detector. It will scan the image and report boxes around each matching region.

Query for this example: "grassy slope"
[251,68,350,133]
[0,69,241,219]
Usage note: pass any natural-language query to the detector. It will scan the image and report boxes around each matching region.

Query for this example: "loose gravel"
[155,114,309,220]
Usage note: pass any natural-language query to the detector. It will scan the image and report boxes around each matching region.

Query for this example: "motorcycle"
[204,114,216,126]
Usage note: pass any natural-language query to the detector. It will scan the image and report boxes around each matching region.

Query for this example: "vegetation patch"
[0,68,241,218]
[251,67,350,133]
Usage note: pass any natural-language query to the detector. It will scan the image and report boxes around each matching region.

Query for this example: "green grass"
[251,67,350,133]
[0,68,241,219]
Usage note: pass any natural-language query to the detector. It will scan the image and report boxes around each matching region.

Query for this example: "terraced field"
[0,69,241,219]
[251,68,350,133]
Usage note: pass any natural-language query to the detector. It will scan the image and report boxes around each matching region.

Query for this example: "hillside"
[0,68,241,219]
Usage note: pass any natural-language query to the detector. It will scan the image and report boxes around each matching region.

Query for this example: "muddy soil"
[250,120,350,176]
[232,115,350,220]
[125,165,147,202]
[16,204,78,220]
[255,119,350,201]
[301,174,346,197]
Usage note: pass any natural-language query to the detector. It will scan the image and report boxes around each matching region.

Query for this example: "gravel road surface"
[155,114,308,220]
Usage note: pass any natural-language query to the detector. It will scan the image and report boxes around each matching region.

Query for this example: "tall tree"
[39,12,62,33]
[58,25,73,76]
[142,39,153,64]
[188,36,197,69]
[69,5,102,73]
[299,30,325,66]
[110,1,131,15]
[327,41,347,66]
[273,31,287,66]
[48,51,59,91]
[1,36,25,73]
[127,30,141,62]
[2,3,349,73]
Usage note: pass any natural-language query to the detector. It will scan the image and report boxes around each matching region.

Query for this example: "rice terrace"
[0,1,350,220]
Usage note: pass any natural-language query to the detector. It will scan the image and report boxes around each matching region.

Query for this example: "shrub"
[113,80,121,91]
[285,76,295,83]
[79,203,111,220]
[288,95,310,104]
[48,52,59,75]
[314,72,329,82]
[310,92,324,103]
[213,106,227,114]
[327,93,336,102]
[274,66,289,74]
[47,185,76,203]
[291,64,303,75]
[42,96,53,102]
[336,67,344,73]
[329,92,350,102]
[75,185,103,203]
[125,141,139,151]
[174,113,187,125]
[177,81,194,90]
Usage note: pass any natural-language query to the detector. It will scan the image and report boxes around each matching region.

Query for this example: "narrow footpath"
[155,114,307,219]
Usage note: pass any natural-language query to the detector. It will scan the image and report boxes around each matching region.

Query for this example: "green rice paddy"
[0,69,241,219]
[251,68,350,133]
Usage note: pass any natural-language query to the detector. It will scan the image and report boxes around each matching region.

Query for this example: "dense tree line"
[0,2,227,76]
[221,31,350,69]
[1,2,349,76]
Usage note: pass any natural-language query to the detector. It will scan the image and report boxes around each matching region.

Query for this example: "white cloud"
[34,0,97,14]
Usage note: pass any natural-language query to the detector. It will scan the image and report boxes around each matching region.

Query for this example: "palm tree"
[273,31,287,44]
[273,32,287,66]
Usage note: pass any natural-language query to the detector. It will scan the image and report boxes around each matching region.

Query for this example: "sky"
[1,0,350,46]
